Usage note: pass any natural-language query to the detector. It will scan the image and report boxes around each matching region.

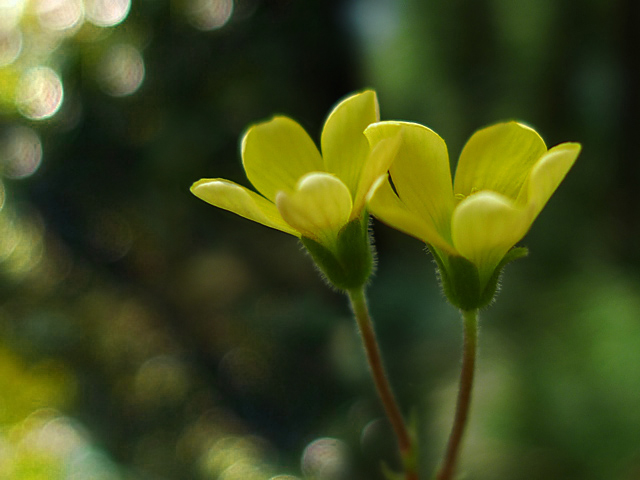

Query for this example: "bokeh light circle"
[186,0,233,31]
[85,0,130,27]
[35,0,84,32]
[0,126,43,178]
[0,27,23,66]
[97,43,144,97]
[301,437,350,480]
[15,66,64,120]
[0,0,26,31]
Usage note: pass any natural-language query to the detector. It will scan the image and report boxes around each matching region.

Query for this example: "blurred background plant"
[0,0,638,479]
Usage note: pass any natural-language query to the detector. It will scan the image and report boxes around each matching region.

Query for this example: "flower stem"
[436,309,479,480]
[347,288,418,480]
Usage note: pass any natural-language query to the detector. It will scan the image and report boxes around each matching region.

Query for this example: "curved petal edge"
[191,178,299,236]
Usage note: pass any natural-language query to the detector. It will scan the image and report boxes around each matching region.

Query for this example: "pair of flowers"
[192,91,580,309]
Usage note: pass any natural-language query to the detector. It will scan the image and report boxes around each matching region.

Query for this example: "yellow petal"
[366,121,455,241]
[451,191,532,284]
[321,90,379,195]
[191,179,299,236]
[242,116,324,202]
[519,142,581,218]
[454,122,547,200]
[351,131,402,218]
[275,172,352,244]
[368,178,457,255]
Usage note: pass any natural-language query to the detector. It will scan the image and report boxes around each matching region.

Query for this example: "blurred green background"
[1,0,639,479]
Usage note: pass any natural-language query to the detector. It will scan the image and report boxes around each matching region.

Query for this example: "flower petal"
[368,177,457,255]
[454,122,547,200]
[451,191,532,284]
[191,179,299,236]
[275,172,352,244]
[242,116,324,202]
[351,131,402,218]
[365,121,455,242]
[321,90,379,195]
[518,142,581,218]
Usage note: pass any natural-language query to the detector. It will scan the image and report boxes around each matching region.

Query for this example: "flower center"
[455,187,481,203]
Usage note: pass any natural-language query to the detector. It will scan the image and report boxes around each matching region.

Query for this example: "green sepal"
[429,245,529,310]
[479,246,528,307]
[429,246,481,311]
[301,216,374,291]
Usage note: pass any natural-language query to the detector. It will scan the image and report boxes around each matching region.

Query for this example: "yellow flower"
[191,90,399,290]
[366,121,581,309]
[192,90,397,244]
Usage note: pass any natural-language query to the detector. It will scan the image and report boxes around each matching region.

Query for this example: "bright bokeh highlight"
[35,0,84,32]
[0,0,26,31]
[0,203,44,278]
[199,434,274,479]
[0,0,230,124]
[0,27,23,66]
[0,125,43,178]
[0,346,122,479]
[0,0,135,122]
[98,43,145,96]
[15,66,64,119]
[301,437,350,480]
[186,0,234,31]
[85,0,130,27]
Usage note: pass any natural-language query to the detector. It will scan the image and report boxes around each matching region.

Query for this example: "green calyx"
[429,245,529,311]
[301,215,374,291]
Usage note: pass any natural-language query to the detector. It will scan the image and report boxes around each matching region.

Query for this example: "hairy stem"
[348,288,418,480]
[436,309,479,480]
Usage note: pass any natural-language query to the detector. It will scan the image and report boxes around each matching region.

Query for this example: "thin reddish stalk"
[348,288,418,480]
[436,309,479,480]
